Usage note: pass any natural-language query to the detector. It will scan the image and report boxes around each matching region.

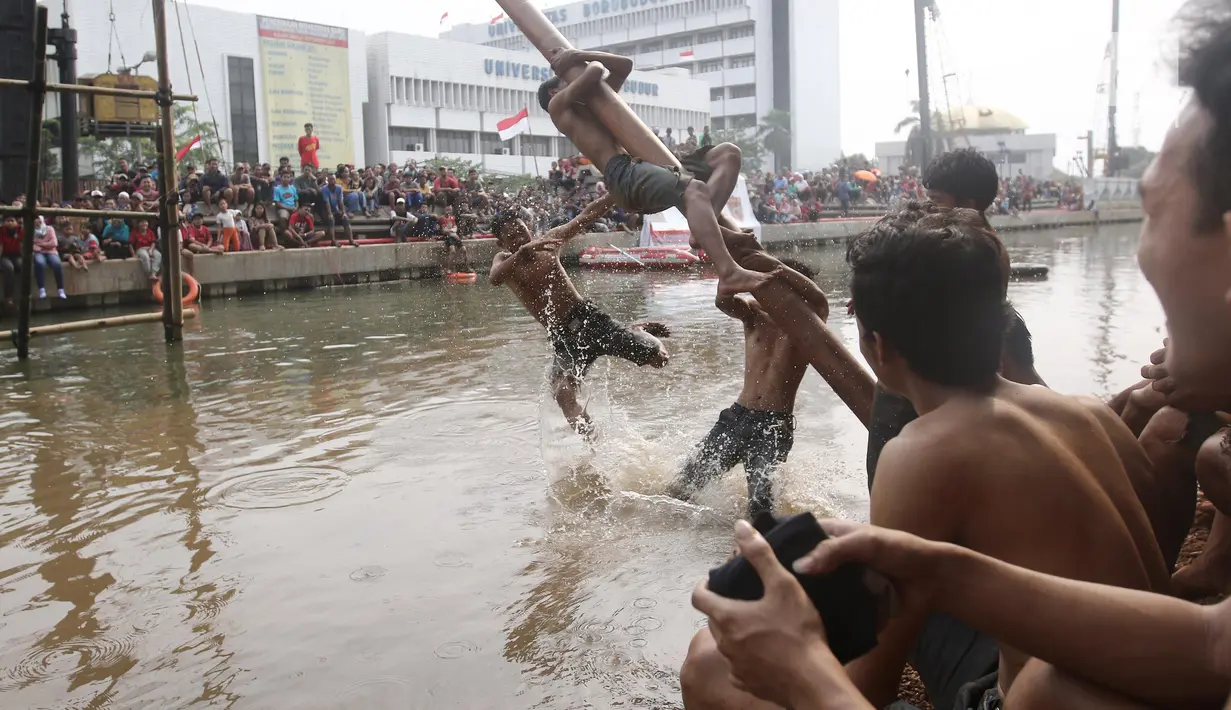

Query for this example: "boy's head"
[777,257,817,283]
[218,198,228,210]
[136,218,149,230]
[445,206,453,215]
[298,203,310,213]
[537,76,564,111]
[304,122,314,135]
[490,211,531,249]
[281,173,292,184]
[3,216,16,229]
[192,212,204,224]
[847,205,1009,395]
[922,148,1000,212]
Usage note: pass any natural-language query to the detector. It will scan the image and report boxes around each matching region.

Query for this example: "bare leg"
[682,182,770,296]
[344,220,356,246]
[1007,660,1160,710]
[681,628,783,710]
[1173,428,1231,599]
[1137,407,1201,570]
[552,372,593,436]
[703,143,742,216]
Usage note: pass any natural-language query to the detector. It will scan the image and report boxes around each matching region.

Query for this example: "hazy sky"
[188,0,1190,170]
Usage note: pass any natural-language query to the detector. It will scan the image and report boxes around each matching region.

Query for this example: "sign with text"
[257,17,354,166]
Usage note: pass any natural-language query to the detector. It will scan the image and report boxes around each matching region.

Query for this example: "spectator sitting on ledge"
[100,216,132,260]
[129,216,161,283]
[1,215,24,310]
[200,158,232,208]
[272,172,299,227]
[182,212,223,256]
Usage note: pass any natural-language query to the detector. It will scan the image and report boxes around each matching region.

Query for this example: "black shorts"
[443,234,463,249]
[603,155,692,215]
[548,301,660,379]
[674,403,795,518]
[678,144,716,183]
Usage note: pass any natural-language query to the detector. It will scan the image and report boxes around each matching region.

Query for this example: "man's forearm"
[751,279,874,426]
[932,544,1228,705]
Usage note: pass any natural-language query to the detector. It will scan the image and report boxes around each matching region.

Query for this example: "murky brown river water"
[0,223,1161,709]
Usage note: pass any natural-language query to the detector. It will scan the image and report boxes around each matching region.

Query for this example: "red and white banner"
[679,49,694,58]
[175,134,202,162]
[440,12,449,24]
[497,108,530,141]
[490,12,505,24]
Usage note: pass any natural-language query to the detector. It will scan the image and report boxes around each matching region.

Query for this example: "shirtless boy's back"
[667,258,830,518]
[488,195,669,435]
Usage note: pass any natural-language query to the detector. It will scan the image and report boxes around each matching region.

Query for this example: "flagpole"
[526,112,541,177]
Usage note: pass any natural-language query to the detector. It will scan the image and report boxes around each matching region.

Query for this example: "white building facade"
[39,0,368,169]
[442,0,841,170]
[363,34,710,176]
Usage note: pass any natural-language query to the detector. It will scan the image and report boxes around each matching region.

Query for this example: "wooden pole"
[15,6,49,360]
[152,0,183,343]
[0,205,162,220]
[493,0,680,170]
[0,308,197,341]
[914,0,932,170]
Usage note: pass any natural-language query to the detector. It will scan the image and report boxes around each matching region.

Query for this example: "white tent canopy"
[639,175,762,248]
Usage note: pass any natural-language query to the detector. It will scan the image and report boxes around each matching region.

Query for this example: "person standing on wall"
[298,123,321,170]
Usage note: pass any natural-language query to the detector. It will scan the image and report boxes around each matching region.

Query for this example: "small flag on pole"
[175,134,202,162]
[491,12,505,24]
[497,108,530,141]
[440,11,449,24]
[679,49,694,58]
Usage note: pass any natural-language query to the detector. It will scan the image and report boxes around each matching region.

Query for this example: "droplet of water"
[206,466,350,510]
[432,552,471,568]
[349,566,387,582]
[433,640,478,659]
[632,597,657,610]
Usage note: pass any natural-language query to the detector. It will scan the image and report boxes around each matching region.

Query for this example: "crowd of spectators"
[747,163,1087,224]
[0,128,1095,305]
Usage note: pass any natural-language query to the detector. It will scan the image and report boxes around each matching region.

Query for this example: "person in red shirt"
[283,204,323,248]
[432,168,461,207]
[130,217,162,283]
[181,212,223,255]
[0,215,24,307]
[297,123,321,169]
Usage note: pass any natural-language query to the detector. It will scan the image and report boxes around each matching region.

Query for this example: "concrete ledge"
[14,208,1141,312]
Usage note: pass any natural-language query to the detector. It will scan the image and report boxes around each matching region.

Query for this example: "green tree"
[714,127,765,176]
[835,153,876,171]
[1117,146,1157,179]
[755,109,792,168]
[894,100,949,169]
[79,105,225,178]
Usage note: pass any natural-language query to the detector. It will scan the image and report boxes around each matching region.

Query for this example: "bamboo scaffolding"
[1,308,197,341]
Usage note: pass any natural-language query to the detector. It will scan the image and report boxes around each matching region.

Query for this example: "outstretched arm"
[544,194,617,243]
[773,266,830,322]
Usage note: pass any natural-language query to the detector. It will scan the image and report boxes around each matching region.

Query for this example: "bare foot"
[716,265,771,296]
[1173,511,1231,600]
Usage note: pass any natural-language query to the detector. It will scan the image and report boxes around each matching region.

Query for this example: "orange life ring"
[444,271,477,284]
[152,273,200,305]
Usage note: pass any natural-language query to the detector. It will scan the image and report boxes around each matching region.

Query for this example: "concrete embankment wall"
[23,207,1142,311]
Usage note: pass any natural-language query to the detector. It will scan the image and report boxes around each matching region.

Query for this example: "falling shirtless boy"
[667,257,830,519]
[539,48,767,296]
[489,194,670,436]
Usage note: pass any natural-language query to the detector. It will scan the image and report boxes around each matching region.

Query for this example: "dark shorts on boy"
[548,301,660,380]
[443,233,463,249]
[603,155,694,215]
[673,402,795,518]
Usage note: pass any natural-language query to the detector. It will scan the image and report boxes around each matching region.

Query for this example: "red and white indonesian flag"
[490,12,505,24]
[440,11,449,24]
[497,108,530,141]
[175,134,202,162]
[679,49,694,58]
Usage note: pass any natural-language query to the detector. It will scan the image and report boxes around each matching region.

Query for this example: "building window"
[641,41,663,52]
[389,126,430,152]
[698,60,723,73]
[521,135,553,157]
[669,36,694,49]
[729,55,755,68]
[480,132,507,155]
[729,84,756,99]
[226,56,259,166]
[728,25,755,39]
[710,87,725,101]
[437,129,474,154]
[698,31,723,44]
